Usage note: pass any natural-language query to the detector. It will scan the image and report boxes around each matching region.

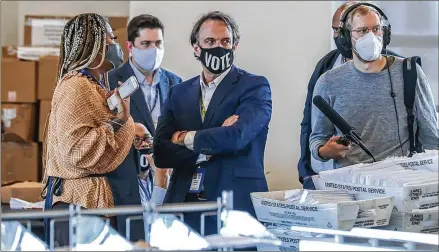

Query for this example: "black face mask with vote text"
[199,46,234,75]
[138,148,153,172]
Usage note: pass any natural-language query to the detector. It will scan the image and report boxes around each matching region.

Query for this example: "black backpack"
[403,56,425,157]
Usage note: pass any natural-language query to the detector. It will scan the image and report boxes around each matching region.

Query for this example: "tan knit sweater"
[42,71,134,209]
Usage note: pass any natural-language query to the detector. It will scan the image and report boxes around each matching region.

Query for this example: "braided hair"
[56,13,108,84]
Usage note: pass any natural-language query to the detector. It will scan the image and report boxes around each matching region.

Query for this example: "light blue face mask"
[106,43,124,69]
[131,46,164,72]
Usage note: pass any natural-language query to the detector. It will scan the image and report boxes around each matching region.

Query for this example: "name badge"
[188,167,206,193]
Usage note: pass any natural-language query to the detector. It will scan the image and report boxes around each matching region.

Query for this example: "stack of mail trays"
[251,178,396,250]
[313,150,439,234]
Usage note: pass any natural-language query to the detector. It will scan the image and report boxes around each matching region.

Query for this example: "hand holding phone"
[113,87,131,122]
[107,76,139,111]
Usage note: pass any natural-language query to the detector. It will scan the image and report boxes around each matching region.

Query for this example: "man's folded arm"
[192,77,272,155]
[153,89,199,168]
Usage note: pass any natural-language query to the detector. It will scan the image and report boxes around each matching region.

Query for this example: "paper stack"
[251,189,393,231]
[16,46,60,61]
[251,189,394,251]
[9,198,44,210]
[313,150,439,233]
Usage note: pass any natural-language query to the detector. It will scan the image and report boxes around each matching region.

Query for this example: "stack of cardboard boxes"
[1,47,40,187]
[1,15,128,204]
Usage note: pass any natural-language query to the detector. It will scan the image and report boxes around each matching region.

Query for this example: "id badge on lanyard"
[188,167,206,193]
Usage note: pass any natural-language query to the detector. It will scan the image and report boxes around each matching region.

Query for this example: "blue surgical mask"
[106,43,124,69]
[131,46,164,72]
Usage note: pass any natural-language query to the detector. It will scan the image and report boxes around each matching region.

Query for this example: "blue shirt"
[129,58,162,129]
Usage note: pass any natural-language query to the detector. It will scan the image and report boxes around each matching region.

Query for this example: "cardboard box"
[1,182,43,204]
[374,209,439,234]
[1,142,39,185]
[106,16,129,32]
[250,190,394,231]
[312,175,439,213]
[38,100,51,142]
[38,56,58,100]
[1,57,37,103]
[1,103,36,142]
[24,15,128,47]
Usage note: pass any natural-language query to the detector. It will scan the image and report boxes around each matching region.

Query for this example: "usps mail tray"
[313,175,439,212]
[251,190,394,231]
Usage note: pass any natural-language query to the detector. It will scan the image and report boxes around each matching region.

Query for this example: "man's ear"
[193,44,201,58]
[126,41,133,54]
[193,44,202,60]
[232,42,239,51]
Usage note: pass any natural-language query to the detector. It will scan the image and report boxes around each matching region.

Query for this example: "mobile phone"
[107,76,139,111]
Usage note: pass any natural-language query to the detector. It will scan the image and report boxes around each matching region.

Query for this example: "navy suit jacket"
[298,49,401,188]
[153,65,272,217]
[105,62,182,240]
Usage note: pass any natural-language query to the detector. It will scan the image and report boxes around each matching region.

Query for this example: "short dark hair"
[127,14,164,43]
[190,11,240,46]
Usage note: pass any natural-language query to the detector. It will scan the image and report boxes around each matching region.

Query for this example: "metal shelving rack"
[1,191,235,251]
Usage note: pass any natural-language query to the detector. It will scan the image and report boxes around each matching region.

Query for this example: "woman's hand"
[114,81,131,122]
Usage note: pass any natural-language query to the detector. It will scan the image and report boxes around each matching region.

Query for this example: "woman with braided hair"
[41,13,137,247]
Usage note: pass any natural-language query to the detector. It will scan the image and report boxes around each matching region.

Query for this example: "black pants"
[50,202,117,247]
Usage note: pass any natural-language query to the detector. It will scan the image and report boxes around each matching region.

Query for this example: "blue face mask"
[131,46,164,72]
[106,43,124,69]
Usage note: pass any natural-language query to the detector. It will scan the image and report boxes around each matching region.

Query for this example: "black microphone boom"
[312,95,376,162]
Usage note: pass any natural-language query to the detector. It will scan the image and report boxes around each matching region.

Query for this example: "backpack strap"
[403,56,423,156]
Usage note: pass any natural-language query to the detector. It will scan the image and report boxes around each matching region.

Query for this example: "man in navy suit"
[153,11,272,236]
[105,14,182,241]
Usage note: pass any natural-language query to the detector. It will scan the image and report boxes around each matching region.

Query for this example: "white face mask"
[353,32,383,62]
[131,46,164,72]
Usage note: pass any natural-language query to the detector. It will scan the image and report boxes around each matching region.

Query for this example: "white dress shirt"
[129,58,162,128]
[184,68,231,164]
[129,58,161,203]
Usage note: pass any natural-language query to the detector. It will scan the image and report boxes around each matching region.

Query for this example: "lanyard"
[148,86,160,113]
[80,69,106,91]
[200,94,207,119]
[138,177,152,201]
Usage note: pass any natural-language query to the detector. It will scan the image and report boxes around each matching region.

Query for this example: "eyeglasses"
[351,26,383,37]
[134,133,153,145]
[134,137,152,144]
